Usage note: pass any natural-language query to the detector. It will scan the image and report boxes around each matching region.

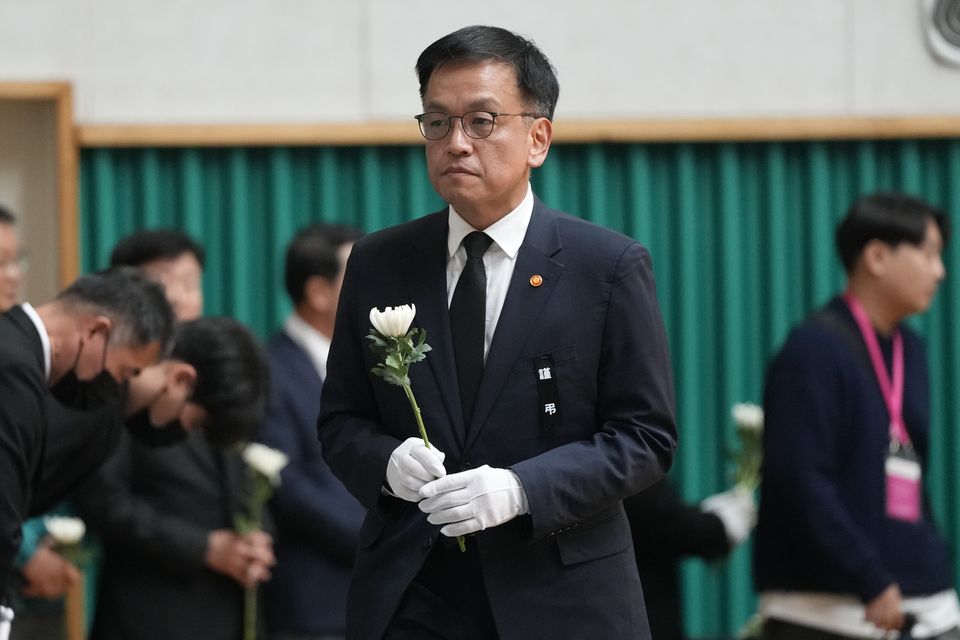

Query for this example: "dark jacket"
[0,306,47,603]
[75,431,253,640]
[257,330,364,636]
[625,479,730,640]
[319,199,678,640]
[754,297,953,602]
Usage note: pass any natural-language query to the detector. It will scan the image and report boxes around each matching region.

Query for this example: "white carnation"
[44,516,86,545]
[369,304,417,338]
[731,402,764,431]
[242,443,289,486]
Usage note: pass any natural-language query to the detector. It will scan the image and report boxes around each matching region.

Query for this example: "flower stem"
[402,382,466,552]
[402,383,430,448]
[245,585,256,640]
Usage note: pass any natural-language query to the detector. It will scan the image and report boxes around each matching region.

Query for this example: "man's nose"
[445,118,473,153]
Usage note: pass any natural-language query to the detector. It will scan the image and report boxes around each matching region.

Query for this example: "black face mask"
[49,369,123,411]
[124,407,189,447]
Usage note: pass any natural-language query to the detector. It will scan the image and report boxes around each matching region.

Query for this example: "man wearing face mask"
[0,267,175,639]
[73,229,275,640]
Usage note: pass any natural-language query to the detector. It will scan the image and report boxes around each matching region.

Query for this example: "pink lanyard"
[842,292,910,445]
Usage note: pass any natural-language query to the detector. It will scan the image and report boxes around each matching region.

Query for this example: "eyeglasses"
[414,110,541,140]
[0,252,27,276]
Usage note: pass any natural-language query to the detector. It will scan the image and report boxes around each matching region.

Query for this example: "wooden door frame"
[0,82,78,287]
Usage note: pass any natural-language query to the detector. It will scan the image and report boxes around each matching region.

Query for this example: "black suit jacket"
[625,479,731,640]
[319,199,678,640]
[75,431,251,640]
[0,306,47,603]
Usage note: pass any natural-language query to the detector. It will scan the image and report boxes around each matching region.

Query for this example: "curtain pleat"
[79,139,960,638]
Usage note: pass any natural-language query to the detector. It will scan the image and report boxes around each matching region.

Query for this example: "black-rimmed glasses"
[414,110,541,140]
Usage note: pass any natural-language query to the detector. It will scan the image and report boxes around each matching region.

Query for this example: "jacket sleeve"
[624,479,730,560]
[0,360,45,598]
[318,246,410,513]
[512,243,678,539]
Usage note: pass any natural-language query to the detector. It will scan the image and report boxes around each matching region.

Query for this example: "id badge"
[885,440,921,523]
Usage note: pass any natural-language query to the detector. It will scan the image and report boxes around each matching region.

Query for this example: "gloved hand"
[700,486,756,546]
[385,437,446,502]
[418,465,529,537]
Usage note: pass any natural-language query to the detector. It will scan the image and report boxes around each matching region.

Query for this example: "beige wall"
[0,0,957,125]
[0,101,60,304]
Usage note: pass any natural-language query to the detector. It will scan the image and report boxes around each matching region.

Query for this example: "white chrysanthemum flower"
[44,516,86,545]
[731,402,764,431]
[369,304,417,338]
[242,443,289,486]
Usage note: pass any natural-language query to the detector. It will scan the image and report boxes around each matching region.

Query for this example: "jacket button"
[422,538,433,552]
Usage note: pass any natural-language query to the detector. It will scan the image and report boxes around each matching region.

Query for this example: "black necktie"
[450,231,493,423]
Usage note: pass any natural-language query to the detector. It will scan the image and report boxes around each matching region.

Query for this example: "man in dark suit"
[318,25,677,640]
[0,268,175,635]
[256,224,365,640]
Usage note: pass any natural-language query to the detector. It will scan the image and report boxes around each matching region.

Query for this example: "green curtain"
[79,139,960,638]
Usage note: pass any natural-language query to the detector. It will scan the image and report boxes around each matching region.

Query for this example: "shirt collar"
[447,183,534,259]
[20,302,51,381]
[283,312,331,379]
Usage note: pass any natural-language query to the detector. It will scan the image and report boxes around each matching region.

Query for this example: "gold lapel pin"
[530,274,543,287]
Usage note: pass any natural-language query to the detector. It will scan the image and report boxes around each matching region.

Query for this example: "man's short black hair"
[109,229,205,269]
[416,25,560,121]
[0,205,15,225]
[836,192,951,273]
[284,223,363,305]
[171,316,269,446]
[57,267,176,353]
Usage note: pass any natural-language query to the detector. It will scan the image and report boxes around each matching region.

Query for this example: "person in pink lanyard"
[754,192,959,640]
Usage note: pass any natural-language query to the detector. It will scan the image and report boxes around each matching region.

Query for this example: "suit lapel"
[403,212,468,449]
[465,202,564,451]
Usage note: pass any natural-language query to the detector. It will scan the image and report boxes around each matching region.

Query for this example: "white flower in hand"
[369,304,417,338]
[44,516,86,546]
[242,443,289,487]
[731,403,763,432]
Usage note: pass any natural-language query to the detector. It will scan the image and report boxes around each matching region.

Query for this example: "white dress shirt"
[20,302,51,381]
[283,312,331,381]
[446,183,534,360]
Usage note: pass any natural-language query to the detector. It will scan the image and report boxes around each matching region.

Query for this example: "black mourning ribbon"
[450,231,493,424]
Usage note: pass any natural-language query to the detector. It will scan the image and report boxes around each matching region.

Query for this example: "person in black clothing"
[0,268,174,637]
[626,478,755,640]
[754,192,959,639]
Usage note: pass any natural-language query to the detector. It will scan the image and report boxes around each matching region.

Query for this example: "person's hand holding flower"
[366,304,446,496]
[236,442,287,640]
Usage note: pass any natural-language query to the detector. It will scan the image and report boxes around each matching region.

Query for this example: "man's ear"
[861,240,891,277]
[88,315,113,338]
[169,361,197,390]
[527,117,553,169]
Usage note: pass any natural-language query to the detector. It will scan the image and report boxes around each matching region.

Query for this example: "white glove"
[0,605,13,640]
[418,465,529,537]
[700,486,756,546]
[385,437,446,502]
